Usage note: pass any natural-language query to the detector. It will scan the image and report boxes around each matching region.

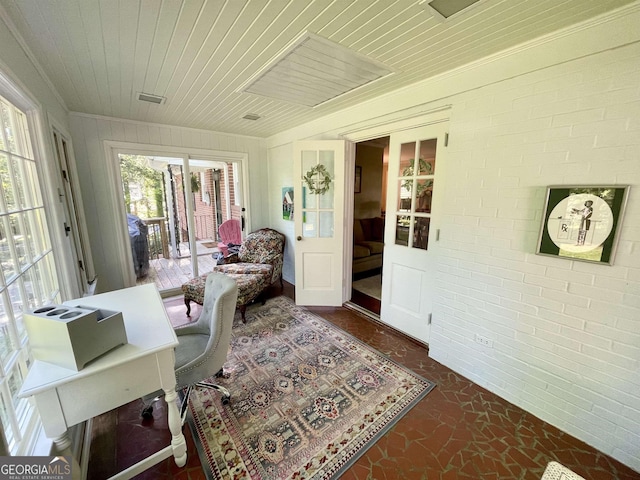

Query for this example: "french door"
[294,140,348,305]
[380,122,448,344]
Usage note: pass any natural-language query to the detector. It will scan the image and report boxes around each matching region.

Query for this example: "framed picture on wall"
[282,187,294,220]
[355,166,362,194]
[537,185,629,265]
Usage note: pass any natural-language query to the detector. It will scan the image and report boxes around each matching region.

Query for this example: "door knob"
[297,236,302,241]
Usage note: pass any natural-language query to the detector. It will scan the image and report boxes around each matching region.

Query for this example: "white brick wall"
[429,41,640,471]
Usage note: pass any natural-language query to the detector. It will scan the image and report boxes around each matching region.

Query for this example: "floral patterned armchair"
[213,228,285,289]
[182,228,285,322]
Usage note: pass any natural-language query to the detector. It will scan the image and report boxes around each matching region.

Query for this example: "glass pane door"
[395,138,437,250]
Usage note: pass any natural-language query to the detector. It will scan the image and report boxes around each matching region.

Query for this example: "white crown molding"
[0,2,69,114]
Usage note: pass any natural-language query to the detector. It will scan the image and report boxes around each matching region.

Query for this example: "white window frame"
[0,70,75,456]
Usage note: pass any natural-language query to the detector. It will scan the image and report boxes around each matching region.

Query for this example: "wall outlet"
[475,333,493,348]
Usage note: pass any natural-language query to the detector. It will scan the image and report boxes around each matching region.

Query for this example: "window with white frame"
[0,94,60,454]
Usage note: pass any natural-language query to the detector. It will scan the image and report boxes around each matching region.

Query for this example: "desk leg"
[163,388,187,467]
[53,432,82,480]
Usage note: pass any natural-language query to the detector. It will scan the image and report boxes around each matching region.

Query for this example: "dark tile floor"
[87,283,640,480]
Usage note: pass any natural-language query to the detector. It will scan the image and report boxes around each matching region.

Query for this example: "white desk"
[19,284,187,480]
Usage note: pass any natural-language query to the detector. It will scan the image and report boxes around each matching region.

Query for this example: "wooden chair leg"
[185,298,192,316]
[239,305,247,323]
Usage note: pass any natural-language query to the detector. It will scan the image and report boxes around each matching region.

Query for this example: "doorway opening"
[118,154,243,293]
[350,136,389,316]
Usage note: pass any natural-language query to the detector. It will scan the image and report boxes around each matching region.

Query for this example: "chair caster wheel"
[221,396,230,406]
[141,405,153,419]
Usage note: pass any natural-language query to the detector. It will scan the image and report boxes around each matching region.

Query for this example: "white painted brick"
[559,325,612,350]
[541,288,589,312]
[530,98,579,118]
[569,417,623,450]
[522,293,565,312]
[512,90,559,109]
[498,297,537,315]
[482,302,520,321]
[462,206,498,218]
[572,262,629,278]
[622,405,640,425]
[544,135,596,152]
[537,308,585,330]
[533,72,584,93]
[502,279,543,296]
[596,130,640,149]
[616,248,640,270]
[627,268,640,283]
[576,360,639,390]
[426,39,640,472]
[585,321,640,345]
[572,118,629,138]
[487,266,524,282]
[573,146,627,166]
[593,275,640,295]
[616,316,640,334]
[477,236,511,249]
[546,383,594,411]
[611,69,640,89]
[545,266,594,285]
[606,99,640,120]
[590,299,638,321]
[564,304,614,323]
[491,228,522,240]
[552,108,606,127]
[585,394,631,421]
[518,313,561,334]
[523,274,567,291]
[581,86,640,110]
[613,428,640,460]
[487,285,522,302]
[567,283,624,303]
[578,367,640,403]
[612,341,640,360]
[622,293,640,308]
[553,344,609,370]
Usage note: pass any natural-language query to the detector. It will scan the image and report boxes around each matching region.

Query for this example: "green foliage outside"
[120,155,164,218]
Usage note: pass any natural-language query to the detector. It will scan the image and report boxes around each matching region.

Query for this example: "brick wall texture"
[428,42,640,471]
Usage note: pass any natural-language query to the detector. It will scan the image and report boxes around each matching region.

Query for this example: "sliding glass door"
[117,153,245,294]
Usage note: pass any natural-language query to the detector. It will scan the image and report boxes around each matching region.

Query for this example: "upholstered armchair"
[213,228,285,289]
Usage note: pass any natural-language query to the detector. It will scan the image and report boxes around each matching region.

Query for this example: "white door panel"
[294,140,346,305]
[380,123,448,344]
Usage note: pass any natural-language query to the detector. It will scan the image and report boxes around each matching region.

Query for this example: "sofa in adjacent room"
[353,217,384,275]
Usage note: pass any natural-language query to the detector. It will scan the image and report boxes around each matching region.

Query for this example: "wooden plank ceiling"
[0,0,635,137]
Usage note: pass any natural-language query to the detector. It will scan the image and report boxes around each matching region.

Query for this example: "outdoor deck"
[135,241,220,291]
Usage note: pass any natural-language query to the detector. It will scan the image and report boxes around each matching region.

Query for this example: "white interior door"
[380,122,448,344]
[294,140,346,305]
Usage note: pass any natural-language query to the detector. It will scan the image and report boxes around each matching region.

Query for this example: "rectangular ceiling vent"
[242,113,261,121]
[138,92,166,105]
[420,0,482,22]
[238,32,394,108]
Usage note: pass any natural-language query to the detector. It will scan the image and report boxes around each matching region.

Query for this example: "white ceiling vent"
[238,32,393,108]
[138,92,166,105]
[420,0,482,21]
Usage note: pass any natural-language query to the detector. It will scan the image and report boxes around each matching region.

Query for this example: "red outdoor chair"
[217,219,242,256]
